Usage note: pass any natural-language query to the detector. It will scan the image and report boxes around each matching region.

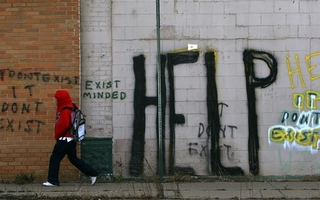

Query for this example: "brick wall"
[0,0,80,182]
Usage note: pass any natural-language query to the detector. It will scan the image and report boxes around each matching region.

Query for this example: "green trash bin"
[81,138,113,179]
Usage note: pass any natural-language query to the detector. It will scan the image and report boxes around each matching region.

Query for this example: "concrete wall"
[81,0,320,178]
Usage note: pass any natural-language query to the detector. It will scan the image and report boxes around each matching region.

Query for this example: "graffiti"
[220,125,237,138]
[129,55,148,176]
[269,107,320,151]
[195,121,237,157]
[197,122,210,173]
[188,142,198,155]
[243,50,278,175]
[130,49,278,176]
[0,119,44,134]
[191,124,235,161]
[198,122,210,138]
[223,144,235,160]
[269,125,320,150]
[1,102,42,114]
[269,52,320,151]
[205,51,244,176]
[0,69,76,134]
[200,144,208,157]
[292,90,320,109]
[83,80,127,99]
[269,90,320,151]
[83,91,126,99]
[129,55,166,176]
[281,110,320,127]
[0,86,45,133]
[218,102,228,116]
[0,69,79,85]
[188,123,210,158]
[286,51,320,89]
[167,51,198,175]
[85,80,121,89]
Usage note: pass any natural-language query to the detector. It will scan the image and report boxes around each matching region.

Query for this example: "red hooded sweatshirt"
[54,90,74,141]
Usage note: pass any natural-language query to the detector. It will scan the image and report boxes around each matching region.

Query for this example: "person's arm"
[54,109,72,140]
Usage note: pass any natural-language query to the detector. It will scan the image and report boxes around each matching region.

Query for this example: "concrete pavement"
[1,180,320,199]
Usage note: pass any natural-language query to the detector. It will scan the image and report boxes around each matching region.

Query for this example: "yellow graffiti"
[287,51,320,89]
[286,54,306,88]
[306,90,320,109]
[11,80,26,87]
[292,90,320,109]
[306,51,320,81]
[292,93,304,109]
[269,125,320,149]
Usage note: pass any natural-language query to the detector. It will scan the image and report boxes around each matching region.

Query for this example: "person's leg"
[47,141,69,185]
[67,141,99,177]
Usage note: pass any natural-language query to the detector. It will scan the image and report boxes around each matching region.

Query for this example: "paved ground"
[1,180,320,199]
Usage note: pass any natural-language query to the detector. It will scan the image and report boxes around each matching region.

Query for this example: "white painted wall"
[81,0,320,177]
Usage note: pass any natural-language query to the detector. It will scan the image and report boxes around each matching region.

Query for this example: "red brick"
[0,0,80,181]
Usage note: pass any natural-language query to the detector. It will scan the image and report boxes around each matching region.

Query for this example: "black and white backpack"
[63,103,86,142]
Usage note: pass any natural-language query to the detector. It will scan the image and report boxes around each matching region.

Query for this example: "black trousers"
[48,140,99,185]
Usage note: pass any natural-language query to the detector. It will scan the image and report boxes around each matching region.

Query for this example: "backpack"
[63,103,86,142]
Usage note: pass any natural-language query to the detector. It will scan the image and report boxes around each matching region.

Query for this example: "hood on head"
[55,90,72,105]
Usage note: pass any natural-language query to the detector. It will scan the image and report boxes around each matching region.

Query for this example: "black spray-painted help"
[205,51,244,176]
[130,49,278,177]
[243,50,278,175]
[129,54,167,176]
[167,51,199,175]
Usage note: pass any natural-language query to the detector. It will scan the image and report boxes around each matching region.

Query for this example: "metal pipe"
[156,0,164,198]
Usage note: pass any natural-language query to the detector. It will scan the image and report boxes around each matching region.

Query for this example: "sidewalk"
[0,180,320,199]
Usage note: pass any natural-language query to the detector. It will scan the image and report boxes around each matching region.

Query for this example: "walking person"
[43,90,99,187]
